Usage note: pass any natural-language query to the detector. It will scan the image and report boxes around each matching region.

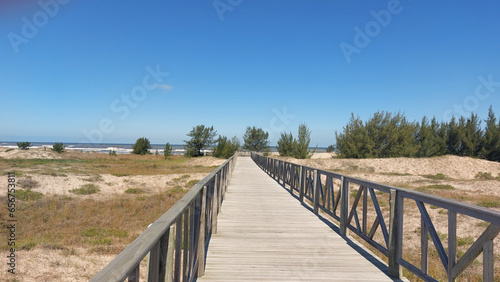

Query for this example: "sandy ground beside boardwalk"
[286,154,500,181]
[1,148,500,281]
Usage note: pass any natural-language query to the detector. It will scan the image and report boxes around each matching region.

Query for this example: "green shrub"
[70,184,100,195]
[17,142,31,150]
[19,178,40,189]
[109,150,117,156]
[164,142,173,159]
[52,142,65,153]
[14,189,43,201]
[457,236,474,246]
[132,137,152,155]
[277,124,314,159]
[422,184,455,190]
[20,242,37,250]
[477,200,500,208]
[5,148,14,152]
[243,126,270,152]
[125,188,144,194]
[423,173,446,180]
[82,175,103,182]
[326,145,335,153]
[474,172,495,180]
[185,179,200,188]
[213,136,240,159]
[184,125,217,157]
[277,132,294,157]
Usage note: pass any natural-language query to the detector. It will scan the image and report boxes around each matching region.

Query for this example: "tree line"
[130,125,273,159]
[335,106,500,162]
[131,123,318,160]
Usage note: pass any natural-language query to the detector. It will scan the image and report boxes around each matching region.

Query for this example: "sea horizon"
[0,141,327,154]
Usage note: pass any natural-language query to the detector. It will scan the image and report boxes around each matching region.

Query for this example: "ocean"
[0,141,327,155]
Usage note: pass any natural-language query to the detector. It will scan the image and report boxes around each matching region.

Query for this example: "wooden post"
[128,265,140,282]
[362,186,367,235]
[212,174,219,234]
[299,166,304,203]
[146,240,161,282]
[448,211,457,282]
[313,170,319,214]
[182,209,190,281]
[165,226,175,282]
[421,216,428,275]
[483,239,494,281]
[290,165,295,195]
[174,217,182,282]
[388,189,403,278]
[197,187,207,277]
[339,177,349,236]
[279,161,282,183]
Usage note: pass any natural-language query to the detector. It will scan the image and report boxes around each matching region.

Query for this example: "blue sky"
[1,0,499,146]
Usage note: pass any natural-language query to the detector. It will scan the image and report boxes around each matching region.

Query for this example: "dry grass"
[0,153,219,177]
[0,190,186,255]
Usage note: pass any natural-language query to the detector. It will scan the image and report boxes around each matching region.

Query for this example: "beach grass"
[0,154,216,176]
[0,190,187,255]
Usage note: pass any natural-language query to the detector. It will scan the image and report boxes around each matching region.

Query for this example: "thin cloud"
[156,84,173,91]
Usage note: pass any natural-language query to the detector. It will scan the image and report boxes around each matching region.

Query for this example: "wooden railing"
[251,153,500,282]
[91,155,236,282]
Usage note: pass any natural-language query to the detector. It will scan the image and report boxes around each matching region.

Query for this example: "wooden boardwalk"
[198,157,400,281]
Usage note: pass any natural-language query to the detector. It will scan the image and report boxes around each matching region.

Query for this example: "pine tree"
[293,123,313,159]
[480,106,500,162]
[243,126,270,152]
[461,113,482,157]
[164,142,173,159]
[184,125,217,157]
[277,132,294,157]
[132,137,152,155]
[446,117,462,155]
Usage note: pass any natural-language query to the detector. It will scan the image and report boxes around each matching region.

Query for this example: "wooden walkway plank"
[198,157,401,281]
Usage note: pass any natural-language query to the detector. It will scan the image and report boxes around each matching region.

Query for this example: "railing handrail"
[251,152,500,281]
[91,155,236,282]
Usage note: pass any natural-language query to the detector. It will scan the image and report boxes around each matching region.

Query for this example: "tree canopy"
[243,126,270,152]
[277,123,314,159]
[213,136,240,159]
[132,137,151,155]
[335,107,500,162]
[184,125,217,157]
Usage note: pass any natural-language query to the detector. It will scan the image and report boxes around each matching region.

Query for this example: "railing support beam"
[339,176,349,237]
[388,189,403,279]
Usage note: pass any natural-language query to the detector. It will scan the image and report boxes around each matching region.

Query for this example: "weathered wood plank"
[198,157,394,281]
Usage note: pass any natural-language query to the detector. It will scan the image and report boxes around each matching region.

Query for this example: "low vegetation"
[212,136,240,159]
[164,142,173,159]
[422,173,447,180]
[19,177,40,189]
[124,188,144,194]
[475,171,495,180]
[69,184,100,195]
[132,137,152,155]
[0,189,187,255]
[52,142,65,153]
[14,189,43,201]
[17,141,31,150]
[0,154,217,176]
[277,123,315,159]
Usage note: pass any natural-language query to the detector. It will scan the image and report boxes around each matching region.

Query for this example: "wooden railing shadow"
[91,155,237,282]
[251,152,500,282]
